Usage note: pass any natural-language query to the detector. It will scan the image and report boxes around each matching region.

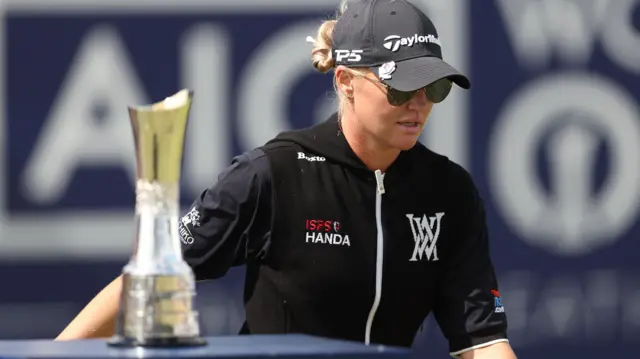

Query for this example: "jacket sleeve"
[179,148,272,281]
[432,163,509,357]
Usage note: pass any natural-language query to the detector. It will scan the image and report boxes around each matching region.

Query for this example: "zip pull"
[374,169,385,194]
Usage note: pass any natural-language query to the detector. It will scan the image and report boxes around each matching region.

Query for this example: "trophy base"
[107,335,207,348]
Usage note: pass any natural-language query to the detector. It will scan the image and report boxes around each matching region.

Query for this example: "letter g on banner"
[489,72,640,256]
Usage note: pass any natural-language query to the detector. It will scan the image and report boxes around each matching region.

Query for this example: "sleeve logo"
[181,207,201,227]
[178,207,201,245]
[491,289,505,313]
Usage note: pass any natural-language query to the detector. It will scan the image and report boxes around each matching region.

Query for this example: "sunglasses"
[353,71,453,106]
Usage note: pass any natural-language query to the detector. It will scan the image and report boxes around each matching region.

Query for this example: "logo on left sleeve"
[491,289,505,313]
[179,207,201,245]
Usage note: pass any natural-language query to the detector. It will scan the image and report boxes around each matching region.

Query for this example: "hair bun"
[310,20,337,73]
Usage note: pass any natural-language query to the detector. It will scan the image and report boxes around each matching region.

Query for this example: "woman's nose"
[406,88,431,110]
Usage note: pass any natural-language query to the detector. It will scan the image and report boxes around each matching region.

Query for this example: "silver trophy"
[108,89,206,347]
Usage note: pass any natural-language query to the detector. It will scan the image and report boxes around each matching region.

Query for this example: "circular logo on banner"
[489,72,640,256]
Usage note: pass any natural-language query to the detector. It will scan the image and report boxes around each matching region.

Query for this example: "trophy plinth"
[108,89,206,348]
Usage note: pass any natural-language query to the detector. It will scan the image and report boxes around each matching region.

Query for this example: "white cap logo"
[383,34,441,52]
[383,35,403,52]
[378,61,396,80]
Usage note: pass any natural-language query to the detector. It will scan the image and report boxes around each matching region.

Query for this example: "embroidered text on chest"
[304,219,351,246]
[406,212,445,262]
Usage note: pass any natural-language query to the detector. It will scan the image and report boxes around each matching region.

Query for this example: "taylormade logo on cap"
[382,34,442,52]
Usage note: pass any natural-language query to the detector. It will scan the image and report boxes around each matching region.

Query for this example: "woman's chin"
[392,136,421,151]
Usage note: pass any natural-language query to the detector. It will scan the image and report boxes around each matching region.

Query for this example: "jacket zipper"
[365,169,385,344]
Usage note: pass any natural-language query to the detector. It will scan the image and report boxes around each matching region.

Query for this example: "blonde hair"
[310,0,349,73]
[309,0,351,116]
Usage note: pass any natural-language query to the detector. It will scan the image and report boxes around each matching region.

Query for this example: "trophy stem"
[131,179,182,272]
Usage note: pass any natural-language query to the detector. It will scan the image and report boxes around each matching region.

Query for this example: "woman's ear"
[335,66,354,99]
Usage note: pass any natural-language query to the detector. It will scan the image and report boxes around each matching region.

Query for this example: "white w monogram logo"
[406,212,445,262]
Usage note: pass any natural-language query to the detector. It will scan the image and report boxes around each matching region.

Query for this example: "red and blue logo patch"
[491,289,505,313]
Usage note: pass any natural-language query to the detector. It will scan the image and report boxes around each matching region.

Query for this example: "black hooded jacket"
[180,114,508,355]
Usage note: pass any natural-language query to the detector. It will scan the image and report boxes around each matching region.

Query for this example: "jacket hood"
[266,113,372,171]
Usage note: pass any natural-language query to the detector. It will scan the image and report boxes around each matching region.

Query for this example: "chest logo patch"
[406,212,445,262]
[305,219,351,246]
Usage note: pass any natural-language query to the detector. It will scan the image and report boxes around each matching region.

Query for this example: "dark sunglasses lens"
[425,79,453,103]
[387,88,415,106]
[386,78,453,106]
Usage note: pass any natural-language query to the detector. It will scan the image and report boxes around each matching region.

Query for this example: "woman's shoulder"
[229,147,271,179]
[204,148,273,201]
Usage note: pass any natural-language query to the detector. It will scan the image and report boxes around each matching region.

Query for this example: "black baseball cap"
[331,0,471,92]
